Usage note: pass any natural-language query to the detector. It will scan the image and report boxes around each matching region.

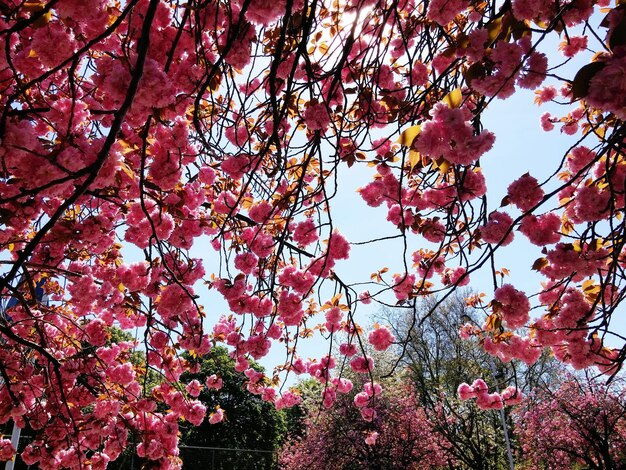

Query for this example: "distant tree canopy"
[408,293,570,468]
[279,378,451,470]
[515,373,626,470]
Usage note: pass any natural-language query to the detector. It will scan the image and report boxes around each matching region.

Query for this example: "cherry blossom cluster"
[457,380,524,410]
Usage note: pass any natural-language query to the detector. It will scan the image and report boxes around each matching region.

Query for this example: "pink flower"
[209,407,225,424]
[476,392,504,410]
[278,289,305,326]
[325,306,343,331]
[501,386,524,405]
[442,266,469,286]
[186,401,207,426]
[559,36,588,57]
[471,378,488,394]
[457,383,476,400]
[415,104,495,166]
[458,169,487,201]
[109,363,135,387]
[234,252,258,274]
[245,0,293,26]
[364,431,379,446]
[354,391,370,408]
[360,407,377,422]
[572,185,610,222]
[249,201,273,222]
[278,266,315,295]
[327,231,351,261]
[368,326,395,351]
[518,51,547,89]
[358,290,372,304]
[304,102,330,131]
[519,213,561,246]
[426,0,468,24]
[350,356,374,374]
[0,439,16,461]
[567,146,595,174]
[332,377,353,394]
[586,54,626,120]
[459,323,475,339]
[494,284,531,330]
[392,273,416,300]
[535,86,557,104]
[339,343,358,357]
[507,173,544,211]
[322,388,336,408]
[186,379,203,397]
[481,211,514,246]
[84,319,108,346]
[364,382,383,397]
[410,61,429,87]
[262,387,277,403]
[206,374,223,390]
[421,218,446,243]
[221,154,251,179]
[359,180,387,207]
[245,368,264,384]
[275,391,302,409]
[241,227,275,258]
[291,218,318,247]
[541,112,555,131]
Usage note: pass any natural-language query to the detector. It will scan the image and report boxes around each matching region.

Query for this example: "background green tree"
[179,346,287,469]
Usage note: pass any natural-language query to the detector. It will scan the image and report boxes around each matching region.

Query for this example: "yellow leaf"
[117,139,135,155]
[433,157,451,174]
[582,279,601,303]
[330,293,342,305]
[561,217,574,235]
[443,88,463,108]
[484,313,501,331]
[397,125,421,147]
[120,163,135,180]
[486,17,503,44]
[28,49,38,58]
[408,150,421,169]
[582,279,599,293]
[24,2,51,27]
[23,1,44,11]
[532,257,549,271]
[456,33,470,49]
[588,238,604,251]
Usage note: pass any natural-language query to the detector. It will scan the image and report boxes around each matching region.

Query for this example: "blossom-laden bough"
[0,0,624,467]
